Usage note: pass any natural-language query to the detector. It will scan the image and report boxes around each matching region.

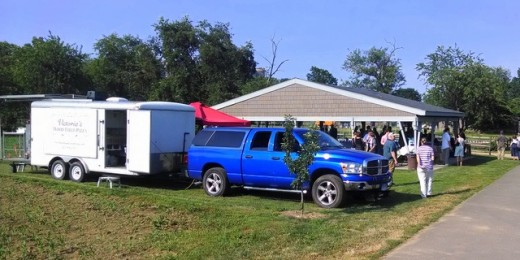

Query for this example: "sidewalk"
[384,164,520,259]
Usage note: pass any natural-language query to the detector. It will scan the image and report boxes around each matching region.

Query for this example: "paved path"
[384,164,520,259]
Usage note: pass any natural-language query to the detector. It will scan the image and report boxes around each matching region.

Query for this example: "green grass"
[0,156,518,259]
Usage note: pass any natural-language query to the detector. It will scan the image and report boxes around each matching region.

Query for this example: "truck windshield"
[294,130,345,150]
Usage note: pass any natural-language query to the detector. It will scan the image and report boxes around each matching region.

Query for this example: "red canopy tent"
[189,102,251,127]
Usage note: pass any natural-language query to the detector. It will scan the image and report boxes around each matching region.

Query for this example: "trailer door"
[126,110,151,173]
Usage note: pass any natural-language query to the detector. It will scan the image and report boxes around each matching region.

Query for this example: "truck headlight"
[340,162,363,174]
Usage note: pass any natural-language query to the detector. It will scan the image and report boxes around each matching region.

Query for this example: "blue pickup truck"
[187,127,392,208]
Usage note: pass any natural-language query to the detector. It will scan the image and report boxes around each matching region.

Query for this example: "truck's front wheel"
[51,160,68,180]
[203,167,229,196]
[312,175,345,208]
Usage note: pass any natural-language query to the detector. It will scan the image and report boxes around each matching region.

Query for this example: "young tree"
[342,43,405,93]
[282,115,320,214]
[306,66,338,85]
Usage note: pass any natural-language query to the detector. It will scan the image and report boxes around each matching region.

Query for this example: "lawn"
[0,155,517,259]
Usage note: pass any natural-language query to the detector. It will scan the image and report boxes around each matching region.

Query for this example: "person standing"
[383,133,399,174]
[510,135,518,159]
[496,130,507,160]
[441,127,451,165]
[328,123,338,139]
[416,137,435,198]
[454,132,465,166]
[366,131,377,153]
[351,131,366,151]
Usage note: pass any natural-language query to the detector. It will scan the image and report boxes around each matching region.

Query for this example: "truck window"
[206,131,245,148]
[274,132,300,152]
[192,130,215,146]
[250,131,271,151]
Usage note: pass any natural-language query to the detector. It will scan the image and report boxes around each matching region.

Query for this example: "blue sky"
[1,0,519,94]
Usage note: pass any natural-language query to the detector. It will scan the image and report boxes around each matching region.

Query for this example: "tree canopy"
[306,66,338,85]
[342,45,405,93]
[85,34,161,101]
[417,45,514,130]
[150,17,256,105]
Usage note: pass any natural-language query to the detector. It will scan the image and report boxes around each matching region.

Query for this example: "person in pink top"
[416,137,435,198]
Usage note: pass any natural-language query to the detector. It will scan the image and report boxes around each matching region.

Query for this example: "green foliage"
[85,34,161,100]
[240,77,273,95]
[391,87,421,101]
[506,69,520,116]
[151,16,256,105]
[342,45,405,93]
[306,66,338,85]
[0,42,19,95]
[11,33,89,95]
[281,115,320,212]
[418,45,514,131]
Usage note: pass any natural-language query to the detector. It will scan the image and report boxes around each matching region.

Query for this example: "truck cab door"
[241,130,295,189]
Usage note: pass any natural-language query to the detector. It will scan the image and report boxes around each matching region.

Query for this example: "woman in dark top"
[352,131,366,151]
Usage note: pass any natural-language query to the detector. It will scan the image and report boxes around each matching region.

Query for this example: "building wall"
[219,83,414,117]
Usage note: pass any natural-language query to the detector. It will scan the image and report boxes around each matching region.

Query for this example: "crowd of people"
[321,123,520,199]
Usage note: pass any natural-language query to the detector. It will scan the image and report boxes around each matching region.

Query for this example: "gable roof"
[213,79,464,121]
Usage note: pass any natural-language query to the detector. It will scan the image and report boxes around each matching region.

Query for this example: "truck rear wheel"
[312,175,345,208]
[203,167,229,196]
[69,162,85,182]
[51,160,68,180]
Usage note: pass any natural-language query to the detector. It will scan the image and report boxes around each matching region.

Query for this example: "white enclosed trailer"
[30,99,195,182]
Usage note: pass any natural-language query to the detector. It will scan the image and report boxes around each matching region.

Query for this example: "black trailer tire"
[51,160,68,180]
[203,167,229,196]
[69,162,86,182]
[312,175,345,208]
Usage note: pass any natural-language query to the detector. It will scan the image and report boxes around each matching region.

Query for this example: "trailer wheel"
[203,167,229,196]
[312,175,345,208]
[51,160,68,180]
[69,162,86,182]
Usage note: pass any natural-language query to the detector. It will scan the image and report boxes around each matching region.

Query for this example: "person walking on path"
[383,133,399,175]
[496,130,508,160]
[441,127,451,165]
[454,132,465,166]
[416,137,435,198]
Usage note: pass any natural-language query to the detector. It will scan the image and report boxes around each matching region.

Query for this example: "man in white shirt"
[441,127,451,165]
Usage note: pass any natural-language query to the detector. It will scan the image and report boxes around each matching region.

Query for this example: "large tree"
[0,42,26,130]
[460,64,513,130]
[416,45,481,111]
[342,45,405,93]
[417,45,513,130]
[506,68,520,116]
[11,34,89,95]
[151,17,256,105]
[306,66,338,85]
[85,34,161,100]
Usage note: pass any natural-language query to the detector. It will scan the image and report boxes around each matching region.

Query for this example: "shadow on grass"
[459,154,496,166]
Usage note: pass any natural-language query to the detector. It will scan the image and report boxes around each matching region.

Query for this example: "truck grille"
[365,159,389,175]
